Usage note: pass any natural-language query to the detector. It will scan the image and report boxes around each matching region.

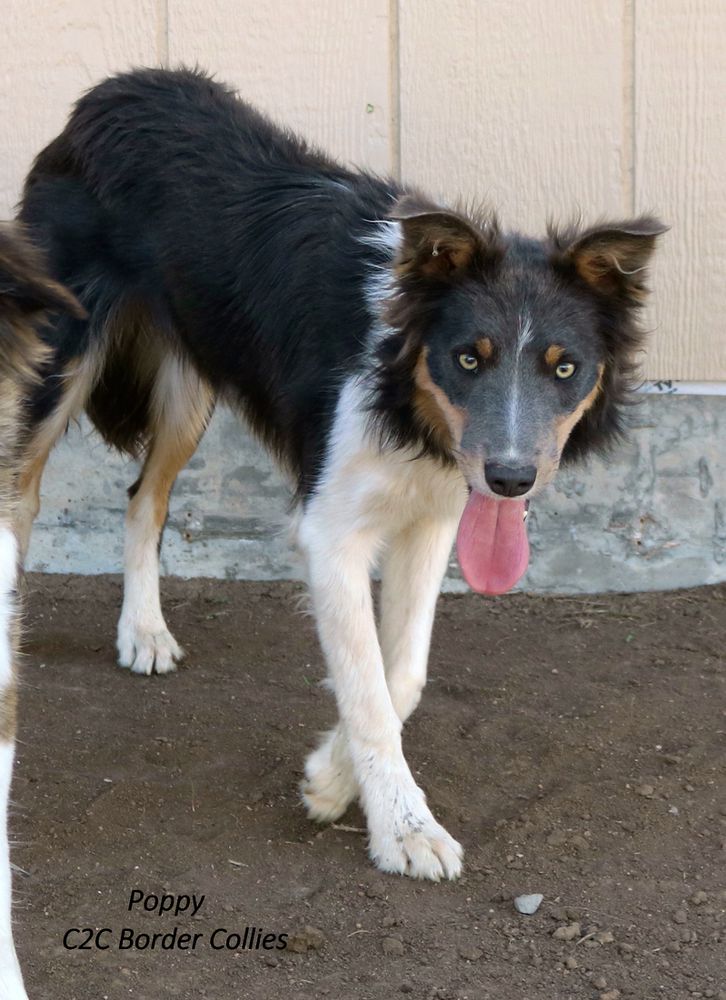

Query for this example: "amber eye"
[457,352,479,373]
[555,361,577,380]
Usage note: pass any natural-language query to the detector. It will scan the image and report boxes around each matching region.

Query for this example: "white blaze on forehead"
[505,313,533,457]
[517,313,534,351]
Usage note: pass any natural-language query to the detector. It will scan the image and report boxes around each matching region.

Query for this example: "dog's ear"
[558,217,669,303]
[0,226,86,319]
[390,195,499,281]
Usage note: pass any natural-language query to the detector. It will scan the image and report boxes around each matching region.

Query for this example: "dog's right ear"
[554,217,669,305]
[390,195,500,281]
[0,226,86,319]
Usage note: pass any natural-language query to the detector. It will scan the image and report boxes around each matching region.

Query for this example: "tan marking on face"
[476,337,494,361]
[544,344,566,367]
[412,347,466,449]
[0,682,17,742]
[555,364,605,451]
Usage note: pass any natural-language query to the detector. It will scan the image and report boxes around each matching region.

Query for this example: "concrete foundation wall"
[26,394,726,595]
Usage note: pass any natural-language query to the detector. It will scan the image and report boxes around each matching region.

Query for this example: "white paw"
[301,728,358,822]
[117,617,183,675]
[365,780,463,881]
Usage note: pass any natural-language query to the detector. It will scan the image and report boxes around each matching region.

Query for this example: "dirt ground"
[11,573,726,1000]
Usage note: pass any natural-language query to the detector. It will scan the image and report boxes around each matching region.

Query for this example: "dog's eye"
[555,362,576,380]
[456,352,479,373]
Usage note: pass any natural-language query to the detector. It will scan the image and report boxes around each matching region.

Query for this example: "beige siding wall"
[1,0,724,379]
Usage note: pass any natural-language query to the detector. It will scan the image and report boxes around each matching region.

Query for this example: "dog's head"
[0,223,85,381]
[374,195,667,593]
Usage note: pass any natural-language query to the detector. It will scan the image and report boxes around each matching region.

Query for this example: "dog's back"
[20,67,399,487]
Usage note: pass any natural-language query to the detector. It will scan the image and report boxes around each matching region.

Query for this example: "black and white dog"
[16,68,665,887]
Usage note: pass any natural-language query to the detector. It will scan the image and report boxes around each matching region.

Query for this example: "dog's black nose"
[484,462,537,498]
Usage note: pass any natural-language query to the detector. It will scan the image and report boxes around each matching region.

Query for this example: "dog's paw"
[117,618,183,675]
[301,729,358,822]
[366,782,463,881]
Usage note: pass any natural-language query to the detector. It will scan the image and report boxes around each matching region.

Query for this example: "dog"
[15,67,666,885]
[0,225,83,997]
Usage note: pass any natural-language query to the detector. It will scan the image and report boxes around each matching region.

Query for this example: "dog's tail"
[19,168,171,457]
[0,223,84,381]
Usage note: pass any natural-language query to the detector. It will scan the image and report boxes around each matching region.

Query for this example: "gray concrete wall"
[26,394,726,595]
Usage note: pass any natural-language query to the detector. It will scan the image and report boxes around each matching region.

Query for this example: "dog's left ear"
[560,217,669,303]
[390,195,498,281]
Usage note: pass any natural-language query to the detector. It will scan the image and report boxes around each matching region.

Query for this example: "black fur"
[21,68,403,493]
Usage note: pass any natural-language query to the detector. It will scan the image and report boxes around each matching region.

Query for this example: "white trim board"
[638,381,726,396]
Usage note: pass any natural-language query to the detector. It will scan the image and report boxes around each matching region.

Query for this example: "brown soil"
[13,574,726,1000]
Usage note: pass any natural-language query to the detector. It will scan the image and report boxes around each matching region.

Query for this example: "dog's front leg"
[379,516,460,723]
[303,508,463,824]
[300,514,462,881]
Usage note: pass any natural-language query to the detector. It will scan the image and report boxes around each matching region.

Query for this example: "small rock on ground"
[514,893,543,915]
[382,936,405,956]
[553,922,581,941]
[287,925,326,953]
[635,783,655,797]
[459,945,483,961]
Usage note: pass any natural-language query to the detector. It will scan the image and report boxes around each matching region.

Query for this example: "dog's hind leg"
[302,516,459,823]
[118,355,215,674]
[117,355,214,675]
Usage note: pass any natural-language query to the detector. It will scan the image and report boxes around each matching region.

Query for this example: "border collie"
[15,68,666,887]
[0,225,83,997]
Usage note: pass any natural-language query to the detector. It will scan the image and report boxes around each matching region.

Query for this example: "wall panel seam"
[158,0,169,67]
[623,0,636,215]
[389,0,401,179]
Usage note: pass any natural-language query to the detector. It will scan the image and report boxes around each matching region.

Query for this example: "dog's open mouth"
[456,493,530,595]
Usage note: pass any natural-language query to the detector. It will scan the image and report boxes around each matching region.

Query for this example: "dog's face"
[413,255,608,497]
[384,197,667,500]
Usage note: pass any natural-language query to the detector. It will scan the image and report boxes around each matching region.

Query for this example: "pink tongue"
[456,492,530,595]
